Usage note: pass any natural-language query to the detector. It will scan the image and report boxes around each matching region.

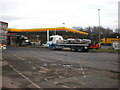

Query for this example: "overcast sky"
[0,0,119,30]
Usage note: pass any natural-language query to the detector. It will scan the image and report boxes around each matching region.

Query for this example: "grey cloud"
[1,15,25,22]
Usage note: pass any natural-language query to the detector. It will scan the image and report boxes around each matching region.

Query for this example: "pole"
[98,9,101,43]
[36,35,39,42]
[62,23,67,32]
[47,29,49,42]
[55,28,56,35]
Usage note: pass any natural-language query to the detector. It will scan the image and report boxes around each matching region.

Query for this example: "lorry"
[100,38,120,45]
[0,21,8,49]
[48,35,100,52]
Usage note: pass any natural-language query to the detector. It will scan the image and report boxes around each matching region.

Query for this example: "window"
[50,37,53,41]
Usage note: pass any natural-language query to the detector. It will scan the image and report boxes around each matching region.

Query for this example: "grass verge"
[89,48,120,53]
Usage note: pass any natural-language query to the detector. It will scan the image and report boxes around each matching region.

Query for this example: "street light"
[62,23,65,26]
[62,23,67,32]
[36,35,39,42]
[55,28,56,35]
[62,23,65,29]
[98,9,101,43]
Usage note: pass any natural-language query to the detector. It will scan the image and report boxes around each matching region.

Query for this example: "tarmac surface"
[1,47,119,89]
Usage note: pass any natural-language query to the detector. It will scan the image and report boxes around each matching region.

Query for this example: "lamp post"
[62,23,67,32]
[47,29,49,42]
[62,23,65,26]
[55,28,56,35]
[62,23,65,29]
[98,9,101,43]
[36,35,39,42]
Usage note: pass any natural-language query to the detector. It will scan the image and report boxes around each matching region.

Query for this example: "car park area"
[1,46,119,89]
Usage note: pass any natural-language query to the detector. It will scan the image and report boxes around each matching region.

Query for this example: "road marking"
[13,55,25,61]
[12,55,86,78]
[9,64,42,88]
[78,62,86,78]
[13,55,50,72]
[80,67,86,77]
[61,85,70,88]
[0,57,4,60]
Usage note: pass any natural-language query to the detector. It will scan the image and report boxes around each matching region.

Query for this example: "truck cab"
[48,35,63,45]
[49,35,63,42]
[48,35,64,50]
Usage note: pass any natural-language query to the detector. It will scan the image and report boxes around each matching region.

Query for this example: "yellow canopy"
[8,27,88,35]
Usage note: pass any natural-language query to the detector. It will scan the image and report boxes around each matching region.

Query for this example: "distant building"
[0,21,8,49]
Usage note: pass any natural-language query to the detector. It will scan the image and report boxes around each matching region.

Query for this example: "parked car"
[20,40,32,46]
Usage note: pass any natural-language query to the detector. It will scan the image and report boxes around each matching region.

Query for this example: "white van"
[112,41,120,50]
